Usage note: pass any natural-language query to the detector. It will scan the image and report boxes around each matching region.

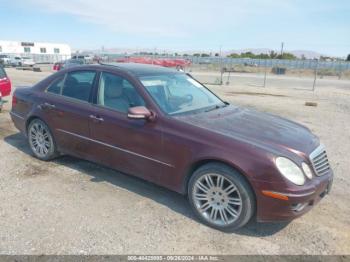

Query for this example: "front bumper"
[253,169,333,222]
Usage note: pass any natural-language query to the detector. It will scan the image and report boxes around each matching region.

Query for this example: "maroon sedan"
[10,63,333,231]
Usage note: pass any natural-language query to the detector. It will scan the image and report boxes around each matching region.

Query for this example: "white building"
[0,40,71,62]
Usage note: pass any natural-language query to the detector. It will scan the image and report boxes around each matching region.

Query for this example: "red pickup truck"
[0,66,12,111]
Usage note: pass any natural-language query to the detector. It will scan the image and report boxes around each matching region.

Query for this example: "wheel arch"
[25,115,54,140]
[25,115,42,135]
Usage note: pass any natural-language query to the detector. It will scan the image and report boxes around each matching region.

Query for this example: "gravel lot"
[0,68,349,255]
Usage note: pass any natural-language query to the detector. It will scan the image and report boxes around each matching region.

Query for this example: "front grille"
[310,144,330,176]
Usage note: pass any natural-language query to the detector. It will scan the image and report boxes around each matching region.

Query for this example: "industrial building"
[0,40,71,63]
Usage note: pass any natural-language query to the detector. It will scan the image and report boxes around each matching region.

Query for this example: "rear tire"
[188,162,255,231]
[27,119,58,161]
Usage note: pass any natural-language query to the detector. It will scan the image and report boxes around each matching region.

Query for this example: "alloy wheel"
[29,121,53,158]
[192,173,242,226]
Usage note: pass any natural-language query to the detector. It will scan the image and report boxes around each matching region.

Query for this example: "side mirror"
[127,106,156,121]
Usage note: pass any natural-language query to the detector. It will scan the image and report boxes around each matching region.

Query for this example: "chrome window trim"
[56,128,174,168]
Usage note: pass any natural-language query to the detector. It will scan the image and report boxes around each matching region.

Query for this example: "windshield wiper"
[205,104,226,112]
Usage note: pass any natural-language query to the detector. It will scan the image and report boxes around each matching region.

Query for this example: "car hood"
[174,105,319,156]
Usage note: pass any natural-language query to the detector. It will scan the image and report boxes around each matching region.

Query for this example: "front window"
[24,47,31,53]
[40,48,47,53]
[140,73,225,115]
[54,48,60,54]
[97,72,145,113]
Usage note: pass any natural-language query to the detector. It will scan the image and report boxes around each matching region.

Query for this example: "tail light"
[12,95,17,107]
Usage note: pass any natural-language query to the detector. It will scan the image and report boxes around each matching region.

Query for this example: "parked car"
[53,61,64,71]
[0,66,12,111]
[71,55,93,64]
[53,59,85,71]
[21,57,35,67]
[10,56,35,67]
[10,56,22,67]
[0,55,11,66]
[10,63,333,231]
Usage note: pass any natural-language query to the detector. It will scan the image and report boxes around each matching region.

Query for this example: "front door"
[89,71,166,184]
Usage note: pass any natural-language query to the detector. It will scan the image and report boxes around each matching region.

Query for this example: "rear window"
[0,67,7,79]
[47,76,65,94]
[61,71,96,102]
[47,71,96,102]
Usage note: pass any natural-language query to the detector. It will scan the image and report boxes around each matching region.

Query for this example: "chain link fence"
[182,57,350,91]
[99,54,350,90]
[3,51,348,90]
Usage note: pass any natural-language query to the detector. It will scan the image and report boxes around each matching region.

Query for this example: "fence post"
[263,59,267,87]
[312,60,319,91]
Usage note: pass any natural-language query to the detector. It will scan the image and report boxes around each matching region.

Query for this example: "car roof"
[61,63,181,77]
[99,62,179,76]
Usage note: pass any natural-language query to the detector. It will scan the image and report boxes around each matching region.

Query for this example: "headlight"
[302,162,313,179]
[275,157,305,185]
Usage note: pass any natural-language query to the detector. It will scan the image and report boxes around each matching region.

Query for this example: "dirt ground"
[0,68,349,255]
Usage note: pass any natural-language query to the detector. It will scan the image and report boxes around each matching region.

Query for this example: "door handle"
[89,114,104,122]
[40,102,56,109]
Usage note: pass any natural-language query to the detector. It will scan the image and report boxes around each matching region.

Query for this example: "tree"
[347,54,350,61]
[227,53,240,58]
[255,53,270,59]
[241,52,255,58]
[269,51,278,59]
[277,52,297,60]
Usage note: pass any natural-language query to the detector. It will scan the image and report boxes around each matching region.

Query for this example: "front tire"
[28,119,58,161]
[188,163,255,231]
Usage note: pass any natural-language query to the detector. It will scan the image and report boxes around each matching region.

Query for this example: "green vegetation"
[227,51,296,60]
[193,53,211,57]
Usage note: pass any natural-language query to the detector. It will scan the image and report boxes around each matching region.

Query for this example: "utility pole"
[280,42,284,56]
[219,45,223,85]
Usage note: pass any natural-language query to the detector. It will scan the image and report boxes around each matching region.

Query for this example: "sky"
[0,0,349,57]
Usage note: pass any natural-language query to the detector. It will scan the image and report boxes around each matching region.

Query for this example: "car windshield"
[140,73,225,115]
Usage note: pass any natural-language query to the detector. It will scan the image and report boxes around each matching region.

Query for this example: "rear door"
[41,70,98,158]
[0,67,11,97]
